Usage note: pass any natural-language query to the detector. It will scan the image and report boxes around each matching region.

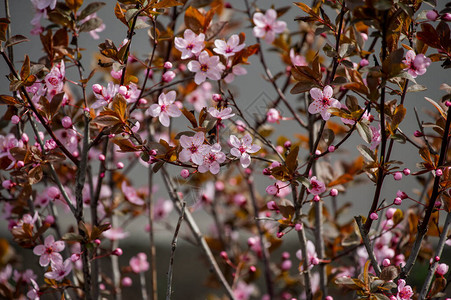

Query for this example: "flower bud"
[359,59,369,67]
[267,201,278,210]
[163,61,173,69]
[212,94,222,102]
[71,253,81,262]
[393,172,402,181]
[92,84,102,94]
[386,208,397,219]
[436,263,449,276]
[180,169,190,178]
[414,130,423,137]
[313,195,321,202]
[266,108,280,123]
[394,197,402,205]
[328,145,335,152]
[116,162,124,169]
[61,116,72,128]
[112,248,123,256]
[162,71,176,83]
[436,169,443,176]
[284,141,292,148]
[403,168,410,175]
[266,184,278,195]
[426,10,439,21]
[295,223,303,231]
[11,115,20,124]
[442,13,451,21]
[382,258,391,267]
[330,189,338,197]
[370,212,379,220]
[122,277,133,287]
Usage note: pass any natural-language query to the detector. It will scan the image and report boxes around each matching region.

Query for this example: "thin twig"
[355,216,381,276]
[166,202,185,300]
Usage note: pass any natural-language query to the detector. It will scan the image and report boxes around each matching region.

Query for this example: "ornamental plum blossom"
[118,83,141,104]
[233,281,255,300]
[91,82,119,109]
[45,62,65,95]
[224,65,247,83]
[296,240,319,270]
[208,107,235,121]
[198,143,226,174]
[154,198,174,221]
[229,134,261,168]
[103,227,130,241]
[186,82,212,111]
[174,29,205,59]
[179,132,208,165]
[27,279,40,299]
[187,51,225,85]
[403,50,431,78]
[290,48,307,66]
[396,279,413,300]
[129,253,149,273]
[369,125,381,150]
[121,181,145,205]
[147,90,181,127]
[308,85,340,121]
[33,235,65,267]
[44,259,72,282]
[213,35,245,58]
[436,263,449,276]
[253,9,287,44]
[308,176,326,195]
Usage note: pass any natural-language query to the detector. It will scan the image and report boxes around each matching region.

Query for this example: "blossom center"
[225,46,233,53]
[161,104,167,112]
[200,64,209,72]
[186,43,194,50]
[321,97,330,106]
[264,24,272,32]
[45,247,53,255]
[207,154,216,162]
[48,77,59,86]
[239,146,246,154]
[189,144,198,153]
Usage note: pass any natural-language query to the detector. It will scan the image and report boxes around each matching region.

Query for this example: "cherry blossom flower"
[308,176,326,195]
[33,235,65,267]
[266,108,281,123]
[179,132,208,165]
[253,9,287,44]
[174,29,205,59]
[213,35,245,58]
[186,82,212,111]
[44,259,72,282]
[130,253,149,273]
[233,281,255,300]
[290,49,307,66]
[296,240,319,270]
[198,143,226,174]
[121,181,145,205]
[308,85,340,121]
[224,65,247,83]
[118,83,141,104]
[147,90,181,127]
[187,51,225,85]
[45,62,65,95]
[103,227,130,241]
[154,198,174,221]
[208,107,235,121]
[396,279,413,300]
[436,263,449,276]
[79,13,105,40]
[91,82,119,109]
[369,125,381,150]
[403,50,431,78]
[14,269,37,284]
[0,134,24,169]
[27,279,40,300]
[229,134,261,168]
[30,0,56,35]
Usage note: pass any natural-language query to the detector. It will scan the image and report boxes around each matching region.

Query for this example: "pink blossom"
[267,108,281,123]
[224,65,247,83]
[208,107,235,121]
[91,82,119,109]
[187,51,225,85]
[198,143,226,174]
[296,240,319,270]
[0,134,24,169]
[233,281,255,300]
[118,83,141,104]
[33,235,65,267]
[290,49,307,66]
[162,70,176,82]
[186,82,212,111]
[45,62,65,94]
[403,50,431,78]
[213,35,245,58]
[44,259,72,281]
[369,125,381,150]
[154,198,173,221]
[308,176,326,195]
[121,181,145,205]
[396,279,413,300]
[308,85,340,121]
[27,279,40,299]
[436,263,449,276]
[229,134,261,168]
[103,227,130,241]
[174,29,205,59]
[179,132,208,165]
[130,253,149,273]
[147,91,181,127]
[253,9,287,44]
[266,184,278,195]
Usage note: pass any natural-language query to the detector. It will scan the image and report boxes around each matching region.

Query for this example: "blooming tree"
[0,0,450,300]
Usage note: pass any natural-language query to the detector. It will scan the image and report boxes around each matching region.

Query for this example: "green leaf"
[356,121,373,144]
[357,144,375,162]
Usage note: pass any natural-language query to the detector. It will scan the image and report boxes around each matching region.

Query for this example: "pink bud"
[403,168,410,175]
[263,168,271,176]
[99,283,106,290]
[325,297,333,300]
[163,61,173,69]
[426,10,439,21]
[284,141,292,148]
[112,248,123,256]
[315,149,321,156]
[382,258,391,267]
[11,115,20,124]
[328,145,335,152]
[61,116,72,128]
[436,263,449,276]
[282,252,290,260]
[370,212,379,220]
[394,197,402,205]
[2,180,12,189]
[442,13,451,21]
[94,239,101,246]
[330,189,338,197]
[277,232,284,238]
[435,256,440,262]
[397,190,408,199]
[281,259,292,271]
[212,94,222,102]
[220,251,228,260]
[359,59,369,67]
[180,169,190,178]
[162,71,176,83]
[414,130,423,137]
[435,201,442,208]
[436,169,443,176]
[122,277,133,287]
[249,265,257,272]
[393,172,402,181]
[267,201,278,210]
[139,98,147,105]
[361,33,368,41]
[313,195,321,202]
[16,161,24,168]
[22,133,29,143]
[266,108,281,123]
[116,162,124,169]
[98,154,106,161]
[71,253,81,262]
[386,208,396,219]
[295,223,303,231]
[215,181,224,191]
[311,257,320,265]
[224,2,232,8]
[445,100,451,107]
[266,185,278,195]
[92,84,102,94]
